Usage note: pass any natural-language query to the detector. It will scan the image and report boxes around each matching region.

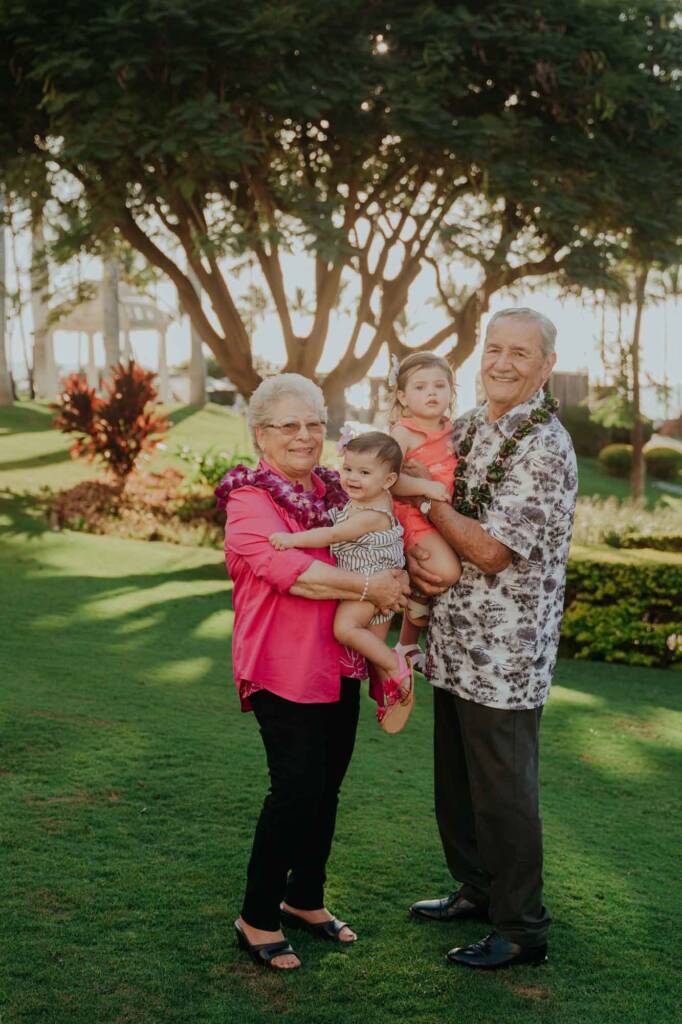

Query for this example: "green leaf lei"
[453,391,560,519]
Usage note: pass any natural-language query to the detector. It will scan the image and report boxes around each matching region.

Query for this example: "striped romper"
[329,501,405,625]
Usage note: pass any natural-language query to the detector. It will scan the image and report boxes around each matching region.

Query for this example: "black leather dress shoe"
[409,890,488,922]
[447,932,547,970]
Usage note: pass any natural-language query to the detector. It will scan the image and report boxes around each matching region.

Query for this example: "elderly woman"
[217,374,408,971]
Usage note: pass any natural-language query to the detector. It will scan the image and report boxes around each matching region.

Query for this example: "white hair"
[247,373,327,452]
[486,307,557,357]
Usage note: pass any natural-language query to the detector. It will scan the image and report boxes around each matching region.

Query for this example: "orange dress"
[393,417,457,551]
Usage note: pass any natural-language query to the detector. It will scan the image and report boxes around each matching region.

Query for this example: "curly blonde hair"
[387,352,455,425]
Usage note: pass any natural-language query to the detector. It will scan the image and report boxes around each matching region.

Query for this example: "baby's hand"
[270,532,294,550]
[422,479,451,503]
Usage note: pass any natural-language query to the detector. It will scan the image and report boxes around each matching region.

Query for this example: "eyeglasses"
[263,420,327,437]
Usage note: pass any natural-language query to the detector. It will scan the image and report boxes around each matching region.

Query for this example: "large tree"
[2,1,681,411]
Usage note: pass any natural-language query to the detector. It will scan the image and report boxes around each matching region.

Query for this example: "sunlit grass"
[0,510,680,1024]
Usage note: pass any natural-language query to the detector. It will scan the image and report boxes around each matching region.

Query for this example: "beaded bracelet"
[358,573,370,602]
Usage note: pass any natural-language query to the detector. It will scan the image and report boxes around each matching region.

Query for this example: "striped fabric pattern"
[329,501,405,625]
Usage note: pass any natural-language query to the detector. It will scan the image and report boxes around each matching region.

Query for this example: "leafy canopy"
[3,1,682,396]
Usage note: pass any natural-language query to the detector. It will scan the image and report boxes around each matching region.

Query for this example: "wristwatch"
[419,498,432,518]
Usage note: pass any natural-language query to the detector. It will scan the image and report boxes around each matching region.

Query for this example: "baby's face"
[341,450,396,502]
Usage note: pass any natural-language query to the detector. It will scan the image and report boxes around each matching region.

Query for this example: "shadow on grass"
[0,401,55,435]
[0,449,71,472]
[0,530,679,1024]
[167,405,203,428]
[0,489,52,539]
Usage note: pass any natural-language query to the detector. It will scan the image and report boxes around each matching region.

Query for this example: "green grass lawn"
[1,414,681,1023]
[576,455,676,506]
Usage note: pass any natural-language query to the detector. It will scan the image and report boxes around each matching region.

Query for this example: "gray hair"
[247,373,327,452]
[486,307,557,357]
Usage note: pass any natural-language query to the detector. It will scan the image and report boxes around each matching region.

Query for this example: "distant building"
[550,372,589,413]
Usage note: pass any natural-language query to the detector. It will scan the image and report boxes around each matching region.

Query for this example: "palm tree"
[30,210,58,399]
[0,192,14,405]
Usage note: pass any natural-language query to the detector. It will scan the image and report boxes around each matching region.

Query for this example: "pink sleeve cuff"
[266,549,315,593]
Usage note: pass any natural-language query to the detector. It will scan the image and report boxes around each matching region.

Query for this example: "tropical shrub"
[644,446,682,482]
[176,445,256,487]
[52,361,167,484]
[598,443,633,478]
[562,557,682,668]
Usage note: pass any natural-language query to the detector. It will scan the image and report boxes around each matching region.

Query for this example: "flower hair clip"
[387,354,401,389]
[337,421,356,453]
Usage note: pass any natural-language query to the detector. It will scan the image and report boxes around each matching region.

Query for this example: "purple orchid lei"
[215,462,348,529]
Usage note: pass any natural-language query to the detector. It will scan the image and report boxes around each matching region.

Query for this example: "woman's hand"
[366,569,410,613]
[270,532,294,550]
[406,546,448,596]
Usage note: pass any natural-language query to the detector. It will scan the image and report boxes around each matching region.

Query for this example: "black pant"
[433,687,551,948]
[241,679,360,931]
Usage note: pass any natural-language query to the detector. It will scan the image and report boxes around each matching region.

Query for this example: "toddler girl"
[390,353,462,670]
[269,431,413,730]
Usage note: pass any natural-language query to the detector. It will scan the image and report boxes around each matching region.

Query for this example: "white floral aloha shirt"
[426,387,578,710]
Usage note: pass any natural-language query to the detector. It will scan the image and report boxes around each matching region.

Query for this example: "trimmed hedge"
[598,443,633,478]
[611,532,682,553]
[644,446,682,481]
[562,558,682,668]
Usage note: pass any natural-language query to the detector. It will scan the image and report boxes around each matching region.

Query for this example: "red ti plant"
[52,360,168,486]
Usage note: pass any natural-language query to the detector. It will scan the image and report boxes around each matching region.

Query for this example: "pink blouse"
[224,461,365,711]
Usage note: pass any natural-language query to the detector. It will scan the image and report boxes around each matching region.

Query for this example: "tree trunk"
[102,259,120,369]
[186,265,206,406]
[630,266,649,503]
[324,386,348,439]
[31,215,58,399]
[0,194,13,406]
[157,328,170,404]
[122,329,133,361]
[86,333,98,388]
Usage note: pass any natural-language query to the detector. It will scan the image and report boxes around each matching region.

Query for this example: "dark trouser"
[433,686,551,948]
[241,679,360,931]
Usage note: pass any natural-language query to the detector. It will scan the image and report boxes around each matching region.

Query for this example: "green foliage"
[563,558,682,667]
[562,404,652,457]
[204,357,225,379]
[176,444,256,487]
[3,0,682,396]
[598,443,633,478]
[51,362,167,483]
[562,404,610,457]
[645,445,682,482]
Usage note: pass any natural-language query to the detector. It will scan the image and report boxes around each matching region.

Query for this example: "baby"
[270,432,413,727]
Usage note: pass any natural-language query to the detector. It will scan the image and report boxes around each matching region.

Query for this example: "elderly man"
[407,307,577,969]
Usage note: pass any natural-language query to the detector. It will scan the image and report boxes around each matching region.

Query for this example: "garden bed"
[47,469,224,548]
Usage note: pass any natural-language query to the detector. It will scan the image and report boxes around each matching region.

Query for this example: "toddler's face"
[341,450,397,502]
[398,366,452,421]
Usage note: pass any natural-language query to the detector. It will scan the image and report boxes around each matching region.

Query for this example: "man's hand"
[420,479,452,503]
[401,458,432,480]
[406,546,449,596]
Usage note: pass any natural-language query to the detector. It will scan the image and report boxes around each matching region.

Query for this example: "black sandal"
[234,920,300,970]
[280,906,356,942]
